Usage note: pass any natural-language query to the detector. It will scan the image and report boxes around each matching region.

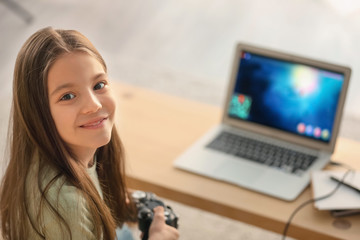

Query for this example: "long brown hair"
[0,27,136,239]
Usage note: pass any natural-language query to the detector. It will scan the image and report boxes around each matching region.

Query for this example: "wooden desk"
[113,82,360,240]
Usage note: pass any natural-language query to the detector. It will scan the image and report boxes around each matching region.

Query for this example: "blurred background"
[1,0,359,239]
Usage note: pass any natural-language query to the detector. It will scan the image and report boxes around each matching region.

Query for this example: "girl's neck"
[70,146,96,168]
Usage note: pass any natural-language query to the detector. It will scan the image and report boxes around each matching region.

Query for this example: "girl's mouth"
[80,117,107,129]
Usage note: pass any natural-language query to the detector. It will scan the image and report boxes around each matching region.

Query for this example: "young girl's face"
[47,52,116,158]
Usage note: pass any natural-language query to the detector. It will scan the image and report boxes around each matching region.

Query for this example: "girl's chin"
[68,136,112,152]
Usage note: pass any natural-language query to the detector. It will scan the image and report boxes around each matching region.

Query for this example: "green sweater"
[25,158,103,240]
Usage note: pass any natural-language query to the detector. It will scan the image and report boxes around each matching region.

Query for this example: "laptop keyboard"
[206,132,317,176]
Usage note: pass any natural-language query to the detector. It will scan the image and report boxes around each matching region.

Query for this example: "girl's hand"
[148,206,179,240]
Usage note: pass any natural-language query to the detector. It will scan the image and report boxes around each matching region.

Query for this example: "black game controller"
[131,191,179,240]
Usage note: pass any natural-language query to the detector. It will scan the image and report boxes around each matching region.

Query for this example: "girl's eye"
[94,82,106,90]
[60,93,75,101]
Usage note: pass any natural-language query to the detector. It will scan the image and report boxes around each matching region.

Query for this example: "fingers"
[153,206,165,221]
[148,207,179,240]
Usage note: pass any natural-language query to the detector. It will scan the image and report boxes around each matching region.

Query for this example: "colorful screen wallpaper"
[228,51,345,143]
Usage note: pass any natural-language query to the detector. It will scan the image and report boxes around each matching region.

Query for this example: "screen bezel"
[222,43,351,153]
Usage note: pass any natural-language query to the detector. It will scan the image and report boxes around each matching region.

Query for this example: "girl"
[0,27,179,240]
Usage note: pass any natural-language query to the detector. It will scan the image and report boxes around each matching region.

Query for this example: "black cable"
[281,161,354,240]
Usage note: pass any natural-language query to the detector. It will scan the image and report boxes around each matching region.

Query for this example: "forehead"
[47,52,105,90]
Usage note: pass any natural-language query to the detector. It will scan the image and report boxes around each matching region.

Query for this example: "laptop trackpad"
[214,159,265,185]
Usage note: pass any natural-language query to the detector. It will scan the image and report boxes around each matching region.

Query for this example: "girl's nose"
[81,91,101,114]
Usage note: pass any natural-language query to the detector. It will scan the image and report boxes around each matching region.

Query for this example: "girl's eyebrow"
[50,82,75,97]
[50,73,107,97]
[93,73,108,81]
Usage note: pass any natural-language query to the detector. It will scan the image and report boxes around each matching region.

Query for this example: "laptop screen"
[228,51,345,143]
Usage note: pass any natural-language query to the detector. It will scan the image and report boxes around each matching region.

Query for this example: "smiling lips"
[80,117,107,129]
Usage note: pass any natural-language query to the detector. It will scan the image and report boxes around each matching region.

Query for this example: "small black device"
[131,191,179,240]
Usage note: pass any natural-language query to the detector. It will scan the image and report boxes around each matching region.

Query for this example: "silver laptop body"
[174,43,351,201]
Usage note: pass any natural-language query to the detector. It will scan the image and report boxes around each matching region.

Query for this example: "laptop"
[174,43,351,201]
